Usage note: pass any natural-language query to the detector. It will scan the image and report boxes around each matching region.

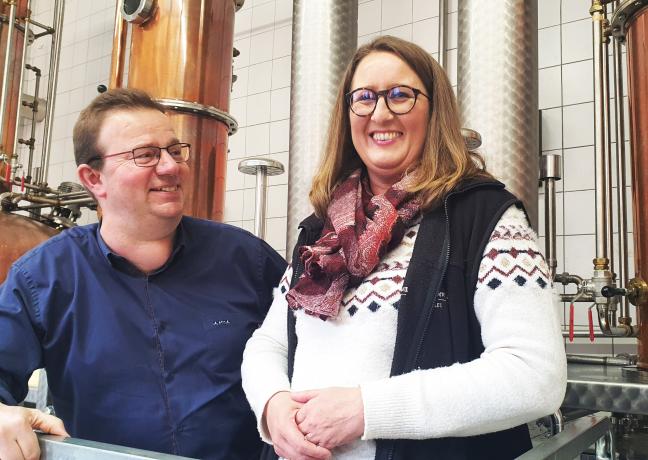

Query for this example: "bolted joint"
[627,277,648,306]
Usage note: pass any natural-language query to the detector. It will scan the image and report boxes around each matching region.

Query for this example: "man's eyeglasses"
[346,85,430,117]
[88,143,191,167]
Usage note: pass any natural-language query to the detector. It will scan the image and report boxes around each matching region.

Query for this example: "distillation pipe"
[601,4,615,276]
[38,0,64,184]
[24,65,40,177]
[11,1,30,175]
[438,0,448,69]
[612,0,630,323]
[0,1,18,150]
[592,1,609,263]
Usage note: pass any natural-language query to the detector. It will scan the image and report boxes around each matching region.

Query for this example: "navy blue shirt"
[0,216,286,459]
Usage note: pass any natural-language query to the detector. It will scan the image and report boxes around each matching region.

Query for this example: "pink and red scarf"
[286,169,421,319]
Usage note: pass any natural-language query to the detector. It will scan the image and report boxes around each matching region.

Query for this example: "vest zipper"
[411,196,452,369]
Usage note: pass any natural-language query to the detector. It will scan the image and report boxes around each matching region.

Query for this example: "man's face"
[92,108,189,225]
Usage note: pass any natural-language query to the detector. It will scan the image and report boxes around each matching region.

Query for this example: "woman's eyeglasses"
[346,85,430,117]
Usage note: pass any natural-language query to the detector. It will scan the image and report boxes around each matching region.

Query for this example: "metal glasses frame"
[87,142,191,167]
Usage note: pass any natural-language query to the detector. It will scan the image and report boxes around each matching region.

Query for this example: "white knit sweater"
[242,206,567,459]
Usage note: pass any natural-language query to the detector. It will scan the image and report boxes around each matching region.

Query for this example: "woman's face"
[349,51,430,195]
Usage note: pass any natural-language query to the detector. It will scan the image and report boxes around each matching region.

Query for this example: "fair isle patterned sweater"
[242,206,567,460]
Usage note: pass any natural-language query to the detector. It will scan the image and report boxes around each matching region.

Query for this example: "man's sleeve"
[0,265,44,405]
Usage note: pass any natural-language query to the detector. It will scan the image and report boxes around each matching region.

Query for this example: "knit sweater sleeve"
[241,265,293,444]
[360,205,567,440]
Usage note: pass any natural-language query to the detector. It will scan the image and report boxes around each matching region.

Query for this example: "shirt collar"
[95,218,187,276]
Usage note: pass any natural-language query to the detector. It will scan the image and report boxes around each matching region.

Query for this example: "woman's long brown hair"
[309,35,491,218]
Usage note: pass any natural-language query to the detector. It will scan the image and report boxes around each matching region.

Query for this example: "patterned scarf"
[286,169,421,319]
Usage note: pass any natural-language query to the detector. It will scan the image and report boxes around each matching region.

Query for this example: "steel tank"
[110,0,241,220]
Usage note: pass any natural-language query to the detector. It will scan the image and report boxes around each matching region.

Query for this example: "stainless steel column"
[286,0,358,253]
[457,0,539,229]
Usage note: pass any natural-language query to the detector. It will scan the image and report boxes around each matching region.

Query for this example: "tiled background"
[18,0,635,352]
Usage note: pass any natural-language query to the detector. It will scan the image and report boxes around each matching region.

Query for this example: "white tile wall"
[381,0,413,30]
[30,0,635,353]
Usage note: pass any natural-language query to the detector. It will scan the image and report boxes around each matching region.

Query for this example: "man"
[0,88,286,459]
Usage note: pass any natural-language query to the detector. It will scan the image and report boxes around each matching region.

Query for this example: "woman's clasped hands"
[264,387,365,460]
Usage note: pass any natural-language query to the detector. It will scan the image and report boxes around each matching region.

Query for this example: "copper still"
[109,0,241,221]
[625,6,648,368]
[0,212,57,282]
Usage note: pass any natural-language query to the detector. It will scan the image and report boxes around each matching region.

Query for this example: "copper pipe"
[0,1,18,152]
[626,6,648,368]
[11,0,29,169]
[109,0,126,89]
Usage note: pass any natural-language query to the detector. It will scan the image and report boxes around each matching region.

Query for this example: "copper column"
[110,0,240,220]
[626,8,648,368]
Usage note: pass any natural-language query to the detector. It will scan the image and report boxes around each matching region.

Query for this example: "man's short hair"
[73,88,166,169]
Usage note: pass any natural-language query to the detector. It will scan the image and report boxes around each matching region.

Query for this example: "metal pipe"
[562,330,633,338]
[238,158,284,239]
[254,169,268,238]
[560,293,594,302]
[541,154,561,279]
[566,353,636,366]
[592,0,609,262]
[596,302,635,336]
[438,0,448,69]
[0,1,18,150]
[25,65,40,178]
[546,178,557,278]
[39,0,64,184]
[613,1,631,324]
[109,0,127,89]
[602,4,615,276]
[7,192,94,206]
[11,4,31,177]
[26,17,53,34]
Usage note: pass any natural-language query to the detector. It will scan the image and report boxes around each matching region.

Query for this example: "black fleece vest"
[274,181,532,460]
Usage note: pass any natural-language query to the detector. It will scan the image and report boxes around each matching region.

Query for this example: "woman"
[242,36,566,460]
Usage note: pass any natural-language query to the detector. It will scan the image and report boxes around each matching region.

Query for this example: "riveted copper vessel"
[0,212,57,282]
[110,0,239,220]
[627,8,648,368]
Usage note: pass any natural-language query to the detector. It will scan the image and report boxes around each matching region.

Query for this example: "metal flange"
[610,0,648,41]
[156,98,238,135]
[628,277,648,306]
